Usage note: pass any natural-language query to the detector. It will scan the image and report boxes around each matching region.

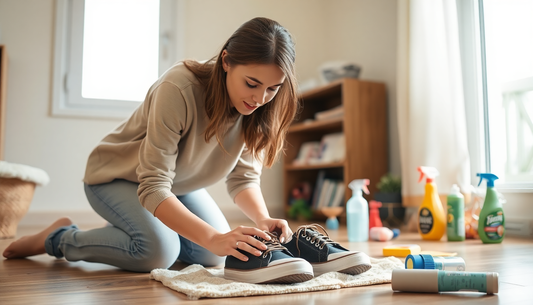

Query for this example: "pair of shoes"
[223,224,372,284]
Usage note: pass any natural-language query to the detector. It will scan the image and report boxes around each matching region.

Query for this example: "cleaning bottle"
[447,184,465,241]
[369,200,383,230]
[405,254,466,271]
[346,179,370,242]
[417,166,446,240]
[477,173,505,243]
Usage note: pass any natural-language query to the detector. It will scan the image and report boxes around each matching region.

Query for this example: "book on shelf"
[326,181,338,207]
[313,178,345,210]
[330,180,345,207]
[314,105,344,121]
[316,179,331,209]
[311,170,326,210]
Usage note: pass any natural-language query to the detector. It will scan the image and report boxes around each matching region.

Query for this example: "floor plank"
[1,221,532,304]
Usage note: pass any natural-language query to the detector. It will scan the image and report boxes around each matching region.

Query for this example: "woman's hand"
[208,226,271,262]
[255,218,293,244]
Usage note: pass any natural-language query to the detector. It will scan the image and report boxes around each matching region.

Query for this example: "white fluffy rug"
[0,161,49,186]
[150,256,404,300]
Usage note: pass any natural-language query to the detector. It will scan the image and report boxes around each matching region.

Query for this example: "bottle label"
[438,271,488,292]
[447,202,465,238]
[483,210,505,240]
[419,208,433,234]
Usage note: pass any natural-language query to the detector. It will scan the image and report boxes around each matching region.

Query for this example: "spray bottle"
[447,184,465,241]
[417,166,446,240]
[347,179,370,242]
[368,200,383,230]
[477,173,505,243]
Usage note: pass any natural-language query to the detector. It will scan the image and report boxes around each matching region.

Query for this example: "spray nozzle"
[348,179,370,195]
[477,173,499,188]
[417,166,439,183]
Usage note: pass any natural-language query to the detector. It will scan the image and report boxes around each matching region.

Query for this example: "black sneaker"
[223,231,314,284]
[284,224,372,276]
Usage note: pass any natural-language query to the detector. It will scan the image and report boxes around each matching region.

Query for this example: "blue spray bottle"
[347,179,370,242]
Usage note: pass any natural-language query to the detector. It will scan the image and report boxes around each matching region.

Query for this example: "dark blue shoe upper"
[284,224,350,263]
[225,233,296,270]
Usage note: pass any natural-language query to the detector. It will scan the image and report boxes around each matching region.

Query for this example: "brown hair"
[184,17,299,168]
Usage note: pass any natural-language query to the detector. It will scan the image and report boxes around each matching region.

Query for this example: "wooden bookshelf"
[0,45,7,160]
[283,78,388,220]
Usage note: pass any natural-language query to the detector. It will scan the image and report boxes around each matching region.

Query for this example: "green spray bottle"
[477,173,505,244]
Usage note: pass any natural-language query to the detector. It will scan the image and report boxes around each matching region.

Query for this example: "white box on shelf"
[292,141,321,165]
[316,132,345,163]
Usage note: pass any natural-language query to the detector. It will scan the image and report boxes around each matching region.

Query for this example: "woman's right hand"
[208,226,271,261]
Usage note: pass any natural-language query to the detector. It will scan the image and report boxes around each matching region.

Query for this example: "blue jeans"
[44,179,231,272]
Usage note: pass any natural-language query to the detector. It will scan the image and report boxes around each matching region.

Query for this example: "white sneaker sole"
[312,251,372,276]
[224,259,314,284]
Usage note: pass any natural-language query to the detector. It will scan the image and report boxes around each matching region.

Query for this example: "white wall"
[0,0,399,224]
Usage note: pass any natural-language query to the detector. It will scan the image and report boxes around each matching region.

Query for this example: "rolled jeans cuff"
[44,224,78,258]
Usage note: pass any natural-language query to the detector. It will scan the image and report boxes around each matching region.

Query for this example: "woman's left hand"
[255,218,292,244]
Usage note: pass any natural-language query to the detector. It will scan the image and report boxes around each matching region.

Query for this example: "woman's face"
[222,51,285,115]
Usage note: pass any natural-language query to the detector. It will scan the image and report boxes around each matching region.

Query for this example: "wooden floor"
[1,220,532,305]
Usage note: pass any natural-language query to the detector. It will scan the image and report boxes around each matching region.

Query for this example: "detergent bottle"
[346,179,370,242]
[447,184,465,241]
[417,166,446,240]
[477,173,505,244]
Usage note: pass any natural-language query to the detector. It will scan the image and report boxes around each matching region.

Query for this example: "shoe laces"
[257,231,290,258]
[294,223,337,254]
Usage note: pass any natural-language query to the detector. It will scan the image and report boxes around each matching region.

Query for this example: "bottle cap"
[369,200,382,209]
[449,184,462,196]
[405,254,435,269]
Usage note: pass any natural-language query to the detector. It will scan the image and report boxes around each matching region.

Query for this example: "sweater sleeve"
[137,82,189,215]
[226,146,263,201]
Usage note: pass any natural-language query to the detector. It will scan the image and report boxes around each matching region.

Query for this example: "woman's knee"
[129,232,181,271]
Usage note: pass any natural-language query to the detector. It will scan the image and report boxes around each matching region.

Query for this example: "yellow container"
[417,167,446,241]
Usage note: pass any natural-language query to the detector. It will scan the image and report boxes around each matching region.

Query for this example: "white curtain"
[397,0,471,207]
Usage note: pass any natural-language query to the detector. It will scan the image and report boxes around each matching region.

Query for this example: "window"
[484,0,533,187]
[458,0,533,191]
[52,0,179,119]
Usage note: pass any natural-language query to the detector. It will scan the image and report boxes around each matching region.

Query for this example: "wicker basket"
[0,177,36,239]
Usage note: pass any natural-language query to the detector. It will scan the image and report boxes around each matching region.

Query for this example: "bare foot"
[2,217,74,259]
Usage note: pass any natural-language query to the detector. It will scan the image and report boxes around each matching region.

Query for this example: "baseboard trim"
[18,211,106,228]
[506,218,533,237]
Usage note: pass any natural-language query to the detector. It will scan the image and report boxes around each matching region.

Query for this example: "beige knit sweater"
[83,63,262,215]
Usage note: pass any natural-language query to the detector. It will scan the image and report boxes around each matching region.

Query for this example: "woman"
[3,17,299,272]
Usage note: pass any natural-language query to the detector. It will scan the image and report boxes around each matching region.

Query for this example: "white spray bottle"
[347,179,370,242]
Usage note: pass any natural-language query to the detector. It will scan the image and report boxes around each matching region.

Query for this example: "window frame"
[457,0,533,193]
[51,0,180,120]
